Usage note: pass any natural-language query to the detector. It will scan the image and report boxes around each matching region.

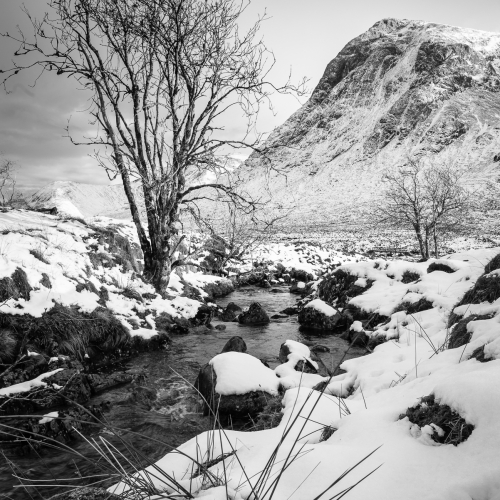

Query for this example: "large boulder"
[219,302,243,322]
[221,336,247,353]
[194,352,279,418]
[238,302,270,325]
[298,299,342,331]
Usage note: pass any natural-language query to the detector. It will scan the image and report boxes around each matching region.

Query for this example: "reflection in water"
[0,286,364,499]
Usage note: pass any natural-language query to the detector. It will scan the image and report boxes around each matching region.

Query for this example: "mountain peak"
[242,19,500,227]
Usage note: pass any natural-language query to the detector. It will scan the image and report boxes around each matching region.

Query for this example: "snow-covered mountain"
[242,19,500,225]
[28,181,135,219]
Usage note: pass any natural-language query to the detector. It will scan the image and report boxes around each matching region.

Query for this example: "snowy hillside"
[27,181,138,219]
[242,19,500,228]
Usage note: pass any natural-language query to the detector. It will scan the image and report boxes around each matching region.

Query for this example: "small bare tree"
[193,202,287,274]
[0,158,18,208]
[1,0,304,292]
[378,156,471,259]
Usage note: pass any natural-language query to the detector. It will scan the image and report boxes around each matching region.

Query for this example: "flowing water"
[0,286,365,499]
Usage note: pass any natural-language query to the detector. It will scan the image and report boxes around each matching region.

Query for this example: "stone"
[221,336,247,353]
[238,302,270,325]
[298,304,342,331]
[219,302,243,322]
[194,362,272,418]
[280,306,298,315]
[214,324,226,331]
[191,304,214,326]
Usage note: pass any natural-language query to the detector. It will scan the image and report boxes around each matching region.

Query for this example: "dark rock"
[194,363,272,418]
[191,304,214,326]
[281,306,298,315]
[214,324,226,331]
[238,302,270,325]
[221,336,247,353]
[270,288,288,293]
[310,344,330,353]
[219,302,243,322]
[298,303,342,331]
[271,314,288,319]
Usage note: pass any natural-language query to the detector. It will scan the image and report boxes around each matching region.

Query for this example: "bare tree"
[0,157,18,208]
[378,156,471,259]
[1,0,304,292]
[193,202,287,274]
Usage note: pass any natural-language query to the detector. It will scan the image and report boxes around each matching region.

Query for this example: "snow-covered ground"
[0,209,215,338]
[110,246,500,500]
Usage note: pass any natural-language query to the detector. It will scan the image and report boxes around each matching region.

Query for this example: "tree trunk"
[414,224,427,260]
[424,228,430,260]
[433,226,439,258]
[144,251,171,295]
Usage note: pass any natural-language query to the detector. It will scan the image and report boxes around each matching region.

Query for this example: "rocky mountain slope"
[243,18,500,226]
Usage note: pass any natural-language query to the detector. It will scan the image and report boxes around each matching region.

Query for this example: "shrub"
[399,394,474,446]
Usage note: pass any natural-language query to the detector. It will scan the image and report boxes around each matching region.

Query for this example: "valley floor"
[1,209,500,500]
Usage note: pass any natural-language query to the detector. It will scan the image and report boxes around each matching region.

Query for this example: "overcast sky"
[1,0,500,190]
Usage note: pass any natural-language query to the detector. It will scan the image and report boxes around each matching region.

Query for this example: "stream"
[0,285,365,499]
